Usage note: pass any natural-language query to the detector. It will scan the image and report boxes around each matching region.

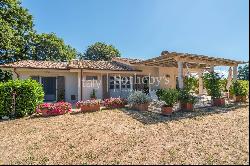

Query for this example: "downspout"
[80,68,83,100]
[13,68,20,79]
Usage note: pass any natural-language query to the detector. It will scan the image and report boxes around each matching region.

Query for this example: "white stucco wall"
[11,69,79,103]
[81,72,103,100]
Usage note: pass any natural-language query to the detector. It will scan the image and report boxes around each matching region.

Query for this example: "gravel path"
[0,105,249,165]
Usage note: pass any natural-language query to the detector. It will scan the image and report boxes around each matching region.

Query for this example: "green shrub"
[231,80,249,96]
[128,91,151,105]
[0,79,44,118]
[156,89,164,100]
[178,89,198,104]
[0,69,12,82]
[160,89,179,107]
[219,78,228,92]
[184,76,199,93]
[202,72,223,99]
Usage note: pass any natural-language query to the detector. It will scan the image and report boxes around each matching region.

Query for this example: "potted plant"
[128,91,151,111]
[178,89,198,111]
[156,89,164,100]
[202,72,225,106]
[76,99,101,112]
[231,80,249,102]
[159,89,179,115]
[90,89,97,99]
[103,97,127,109]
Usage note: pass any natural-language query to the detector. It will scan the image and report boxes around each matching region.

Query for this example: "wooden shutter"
[57,76,65,101]
[102,75,109,99]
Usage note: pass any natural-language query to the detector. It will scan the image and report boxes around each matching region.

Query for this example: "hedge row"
[0,79,44,118]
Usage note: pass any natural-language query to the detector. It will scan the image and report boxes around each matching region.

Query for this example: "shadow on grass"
[120,103,249,125]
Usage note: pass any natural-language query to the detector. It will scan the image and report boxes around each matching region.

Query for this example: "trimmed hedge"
[0,79,44,118]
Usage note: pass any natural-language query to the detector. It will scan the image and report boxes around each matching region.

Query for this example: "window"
[86,76,98,80]
[121,77,131,89]
[109,76,114,89]
[109,76,121,90]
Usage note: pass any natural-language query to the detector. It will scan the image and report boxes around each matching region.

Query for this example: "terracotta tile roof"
[68,60,137,71]
[0,60,138,71]
[112,57,143,64]
[0,60,68,69]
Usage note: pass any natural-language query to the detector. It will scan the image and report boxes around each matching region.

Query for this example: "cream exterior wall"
[9,69,79,103]
[1,64,203,102]
[81,72,103,100]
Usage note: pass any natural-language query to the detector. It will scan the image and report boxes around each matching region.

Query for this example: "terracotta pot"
[213,98,225,107]
[235,96,247,102]
[132,103,149,111]
[108,104,125,109]
[161,106,173,115]
[80,104,100,112]
[181,102,194,111]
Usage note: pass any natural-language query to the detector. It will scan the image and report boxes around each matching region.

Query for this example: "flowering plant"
[103,97,127,108]
[36,102,72,116]
[128,91,151,105]
[76,99,101,109]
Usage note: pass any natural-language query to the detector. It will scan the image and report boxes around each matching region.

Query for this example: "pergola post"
[198,70,203,95]
[178,61,184,89]
[233,65,238,81]
[210,64,215,72]
[77,71,82,101]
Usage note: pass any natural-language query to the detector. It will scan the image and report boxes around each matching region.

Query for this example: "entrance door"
[42,77,56,101]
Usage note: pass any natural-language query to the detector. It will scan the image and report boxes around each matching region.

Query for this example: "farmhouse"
[0,51,244,102]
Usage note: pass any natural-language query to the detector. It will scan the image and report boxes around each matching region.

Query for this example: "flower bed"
[76,99,101,112]
[36,102,72,116]
[103,98,127,109]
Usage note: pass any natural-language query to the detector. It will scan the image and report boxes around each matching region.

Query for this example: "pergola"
[138,51,246,94]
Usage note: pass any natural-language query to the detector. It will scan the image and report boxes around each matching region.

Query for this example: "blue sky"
[22,0,249,62]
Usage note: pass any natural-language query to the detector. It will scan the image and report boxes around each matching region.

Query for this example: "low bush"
[103,97,127,108]
[127,91,151,105]
[184,76,199,93]
[159,88,179,107]
[202,72,223,99]
[0,79,44,118]
[156,89,164,100]
[230,80,249,96]
[37,102,72,116]
[178,89,198,104]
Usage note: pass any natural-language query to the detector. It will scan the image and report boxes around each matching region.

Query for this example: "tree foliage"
[0,0,77,63]
[30,33,77,61]
[0,0,34,64]
[0,69,12,82]
[238,64,249,80]
[80,42,121,61]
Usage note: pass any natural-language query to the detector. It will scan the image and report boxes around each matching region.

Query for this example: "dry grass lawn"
[0,104,249,165]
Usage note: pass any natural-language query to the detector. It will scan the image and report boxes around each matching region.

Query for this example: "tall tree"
[238,64,249,80]
[0,0,34,64]
[30,33,77,61]
[80,42,121,61]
